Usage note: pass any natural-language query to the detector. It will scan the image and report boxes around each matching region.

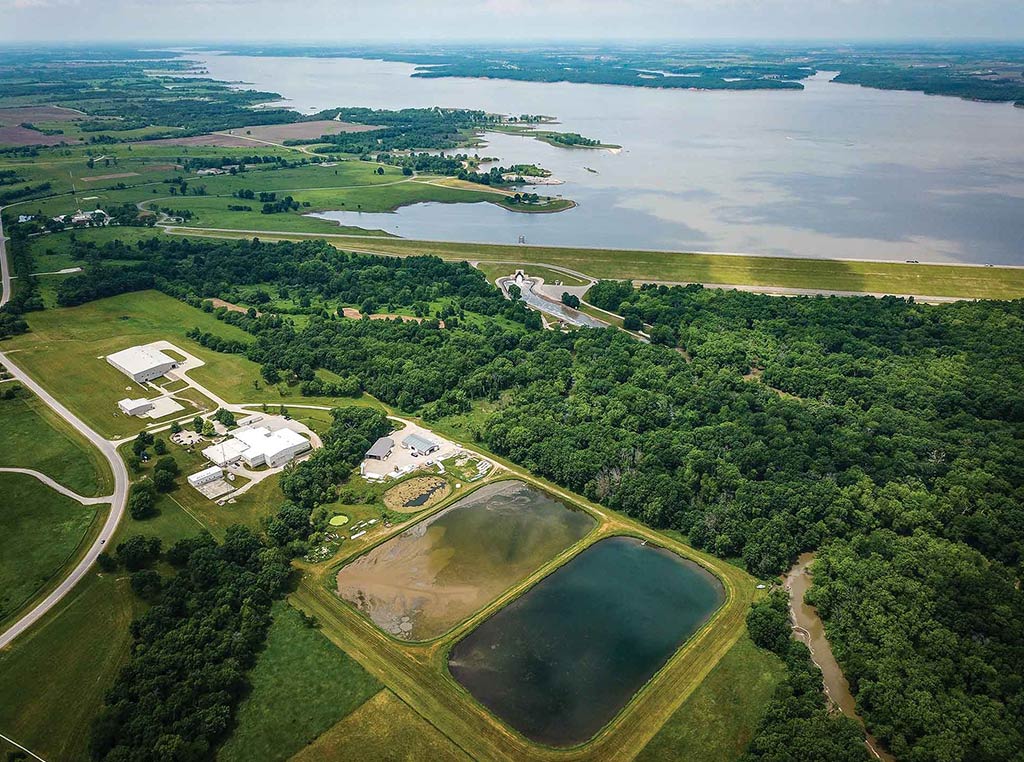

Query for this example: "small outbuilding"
[118,397,155,417]
[403,433,439,456]
[366,436,395,461]
[188,466,223,488]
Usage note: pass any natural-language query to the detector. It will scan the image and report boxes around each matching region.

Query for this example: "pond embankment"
[785,553,895,762]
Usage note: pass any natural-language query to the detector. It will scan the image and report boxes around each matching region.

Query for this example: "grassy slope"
[291,689,470,762]
[308,237,1024,300]
[218,602,382,762]
[0,472,102,624]
[0,388,113,496]
[637,633,785,762]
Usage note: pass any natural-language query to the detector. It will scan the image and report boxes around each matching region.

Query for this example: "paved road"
[0,467,112,505]
[0,209,10,309]
[0,349,129,650]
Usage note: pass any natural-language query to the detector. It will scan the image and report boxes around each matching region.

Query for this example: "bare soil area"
[0,106,83,123]
[384,476,450,512]
[140,120,379,148]
[81,172,139,182]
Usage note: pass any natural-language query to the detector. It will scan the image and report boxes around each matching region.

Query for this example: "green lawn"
[292,689,470,762]
[636,633,785,762]
[0,570,138,762]
[0,472,104,625]
[0,387,113,496]
[218,601,382,762]
[6,290,379,438]
[317,237,1024,300]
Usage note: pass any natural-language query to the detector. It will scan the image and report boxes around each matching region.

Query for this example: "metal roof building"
[402,433,439,455]
[107,346,178,383]
[366,436,394,460]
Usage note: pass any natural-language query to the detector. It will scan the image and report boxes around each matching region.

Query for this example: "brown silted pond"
[335,480,595,640]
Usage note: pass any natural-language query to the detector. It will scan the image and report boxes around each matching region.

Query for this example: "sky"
[3,0,1024,43]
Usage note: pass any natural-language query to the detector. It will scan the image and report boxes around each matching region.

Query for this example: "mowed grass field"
[219,601,382,762]
[292,689,470,762]
[0,472,104,625]
[0,387,113,496]
[636,633,785,761]
[5,290,380,438]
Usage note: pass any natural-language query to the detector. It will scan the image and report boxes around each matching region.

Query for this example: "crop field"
[0,473,103,626]
[0,386,113,496]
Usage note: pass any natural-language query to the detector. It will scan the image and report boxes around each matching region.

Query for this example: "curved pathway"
[0,348,129,650]
[0,467,111,505]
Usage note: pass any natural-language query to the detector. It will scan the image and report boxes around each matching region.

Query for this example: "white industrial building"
[107,346,178,383]
[187,466,223,487]
[117,397,155,417]
[202,425,310,469]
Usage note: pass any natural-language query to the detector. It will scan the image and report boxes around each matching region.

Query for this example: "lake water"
[335,480,594,641]
[198,53,1024,264]
[448,536,726,746]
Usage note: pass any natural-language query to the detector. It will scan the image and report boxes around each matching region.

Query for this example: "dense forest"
[16,236,1024,760]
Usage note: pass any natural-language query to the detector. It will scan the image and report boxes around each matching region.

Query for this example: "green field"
[0,387,113,496]
[219,601,382,762]
[5,290,380,438]
[637,633,785,761]
[292,689,470,762]
[0,472,103,625]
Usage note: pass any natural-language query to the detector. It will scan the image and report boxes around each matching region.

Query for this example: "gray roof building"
[366,436,394,460]
[403,433,439,454]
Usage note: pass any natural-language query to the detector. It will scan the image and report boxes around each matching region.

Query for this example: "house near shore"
[402,433,439,457]
[366,436,395,461]
[107,345,178,383]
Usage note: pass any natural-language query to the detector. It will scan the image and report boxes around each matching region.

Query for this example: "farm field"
[219,601,382,762]
[0,386,113,496]
[0,472,104,626]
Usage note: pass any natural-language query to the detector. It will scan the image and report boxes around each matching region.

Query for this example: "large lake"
[448,536,726,746]
[199,53,1024,264]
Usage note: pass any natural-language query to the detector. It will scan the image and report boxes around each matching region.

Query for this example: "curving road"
[0,467,112,505]
[0,214,129,648]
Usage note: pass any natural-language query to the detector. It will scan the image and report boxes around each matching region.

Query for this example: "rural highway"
[0,213,129,649]
[0,209,10,308]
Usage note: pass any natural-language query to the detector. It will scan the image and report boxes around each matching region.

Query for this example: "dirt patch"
[342,306,444,328]
[384,476,450,513]
[81,172,139,182]
[0,105,83,124]
[209,297,258,315]
[140,120,380,148]
[0,125,77,146]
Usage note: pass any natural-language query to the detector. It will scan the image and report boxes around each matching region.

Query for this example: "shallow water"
[448,536,726,746]
[335,480,594,640]
[200,53,1024,264]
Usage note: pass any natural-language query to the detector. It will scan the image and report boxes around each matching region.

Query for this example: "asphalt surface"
[0,210,10,308]
[0,215,129,649]
[0,467,112,505]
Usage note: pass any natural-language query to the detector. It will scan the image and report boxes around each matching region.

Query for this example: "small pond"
[335,480,595,640]
[448,535,725,747]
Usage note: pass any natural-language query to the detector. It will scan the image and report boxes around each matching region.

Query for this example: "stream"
[785,552,895,762]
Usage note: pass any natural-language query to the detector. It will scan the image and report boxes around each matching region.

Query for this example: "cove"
[336,480,595,640]
[448,536,725,747]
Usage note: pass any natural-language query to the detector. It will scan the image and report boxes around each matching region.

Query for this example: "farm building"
[118,397,155,417]
[107,346,178,383]
[403,433,439,456]
[203,426,310,469]
[366,436,395,461]
[187,466,223,487]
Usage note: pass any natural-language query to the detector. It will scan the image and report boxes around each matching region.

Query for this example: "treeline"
[0,181,52,205]
[89,527,290,761]
[308,107,495,154]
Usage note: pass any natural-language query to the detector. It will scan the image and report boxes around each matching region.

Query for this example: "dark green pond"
[448,536,725,747]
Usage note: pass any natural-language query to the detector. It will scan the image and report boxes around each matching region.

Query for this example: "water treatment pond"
[448,536,726,747]
[335,480,595,640]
